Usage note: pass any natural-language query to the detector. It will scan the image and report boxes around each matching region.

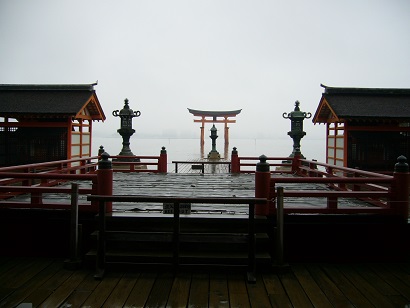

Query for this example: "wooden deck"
[111,172,372,213]
[1,257,410,307]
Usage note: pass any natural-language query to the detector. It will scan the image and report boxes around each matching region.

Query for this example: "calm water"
[92,137,326,169]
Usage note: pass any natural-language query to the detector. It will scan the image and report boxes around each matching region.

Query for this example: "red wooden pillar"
[231,147,240,173]
[159,146,167,173]
[391,155,409,219]
[291,153,301,174]
[255,155,270,215]
[97,152,113,212]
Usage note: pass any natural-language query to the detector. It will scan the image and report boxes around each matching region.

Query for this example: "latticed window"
[348,131,410,172]
[0,127,67,167]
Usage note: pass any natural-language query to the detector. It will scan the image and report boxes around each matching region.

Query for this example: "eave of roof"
[313,84,410,124]
[0,83,105,121]
[187,108,242,117]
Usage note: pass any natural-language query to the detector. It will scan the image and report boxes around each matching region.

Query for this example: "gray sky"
[1,0,410,141]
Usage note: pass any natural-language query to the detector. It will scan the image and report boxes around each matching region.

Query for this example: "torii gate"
[187,108,242,158]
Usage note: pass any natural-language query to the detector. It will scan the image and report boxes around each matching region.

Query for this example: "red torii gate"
[187,108,242,157]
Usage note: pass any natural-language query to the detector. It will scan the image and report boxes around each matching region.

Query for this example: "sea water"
[92,136,326,169]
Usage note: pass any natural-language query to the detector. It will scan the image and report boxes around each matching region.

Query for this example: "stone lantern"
[112,98,141,158]
[282,101,311,158]
[208,124,220,159]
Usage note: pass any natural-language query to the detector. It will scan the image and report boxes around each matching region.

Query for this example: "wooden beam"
[194,119,236,124]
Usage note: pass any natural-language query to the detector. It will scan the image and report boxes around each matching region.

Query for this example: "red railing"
[0,147,167,212]
[254,154,409,219]
[231,149,293,173]
[0,156,101,212]
[101,146,167,173]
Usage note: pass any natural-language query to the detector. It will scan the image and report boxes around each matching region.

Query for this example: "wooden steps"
[85,214,273,272]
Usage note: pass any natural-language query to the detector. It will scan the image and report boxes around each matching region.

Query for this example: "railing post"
[231,147,240,173]
[31,191,43,205]
[97,152,113,212]
[65,183,81,269]
[173,201,180,269]
[247,202,256,283]
[94,199,106,280]
[255,155,270,215]
[275,186,284,266]
[291,153,301,174]
[159,146,167,173]
[391,155,409,219]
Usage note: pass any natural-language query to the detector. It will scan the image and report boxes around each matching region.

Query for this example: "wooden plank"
[262,273,292,307]
[103,272,139,307]
[0,257,17,276]
[166,271,191,308]
[321,264,373,307]
[352,264,401,296]
[369,263,410,301]
[22,268,74,307]
[209,272,229,308]
[144,272,174,307]
[188,272,209,307]
[60,269,102,307]
[305,264,353,307]
[228,273,250,308]
[291,264,333,308]
[279,271,313,307]
[246,273,271,308]
[0,260,61,308]
[81,271,123,307]
[124,272,157,307]
[0,258,40,289]
[39,269,88,307]
[337,264,396,308]
[0,259,34,302]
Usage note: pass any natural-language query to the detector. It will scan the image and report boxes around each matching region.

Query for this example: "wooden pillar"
[391,155,409,219]
[255,155,270,216]
[200,116,205,157]
[224,118,229,147]
[231,147,239,173]
[67,118,73,160]
[159,146,167,173]
[224,118,229,158]
[97,152,113,212]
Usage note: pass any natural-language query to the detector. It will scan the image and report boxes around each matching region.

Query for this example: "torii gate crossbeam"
[188,108,242,158]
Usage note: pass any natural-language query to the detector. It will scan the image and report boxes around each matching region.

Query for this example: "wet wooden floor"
[110,172,371,213]
[1,257,410,307]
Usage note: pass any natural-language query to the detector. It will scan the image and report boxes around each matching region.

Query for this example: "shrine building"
[0,83,105,167]
[313,84,410,172]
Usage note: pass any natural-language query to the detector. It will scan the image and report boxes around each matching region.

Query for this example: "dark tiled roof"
[314,85,410,123]
[0,84,102,118]
[324,94,410,118]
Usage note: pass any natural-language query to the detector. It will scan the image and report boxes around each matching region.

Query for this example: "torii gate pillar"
[188,109,242,159]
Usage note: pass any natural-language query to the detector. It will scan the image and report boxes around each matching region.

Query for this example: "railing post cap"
[161,146,167,154]
[98,152,112,169]
[256,154,270,172]
[232,147,238,155]
[98,145,105,156]
[394,155,409,173]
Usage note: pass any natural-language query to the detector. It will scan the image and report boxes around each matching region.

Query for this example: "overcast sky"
[1,0,410,142]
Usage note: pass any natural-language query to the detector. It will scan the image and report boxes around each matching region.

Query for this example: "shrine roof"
[0,83,105,121]
[187,108,242,117]
[313,84,410,123]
